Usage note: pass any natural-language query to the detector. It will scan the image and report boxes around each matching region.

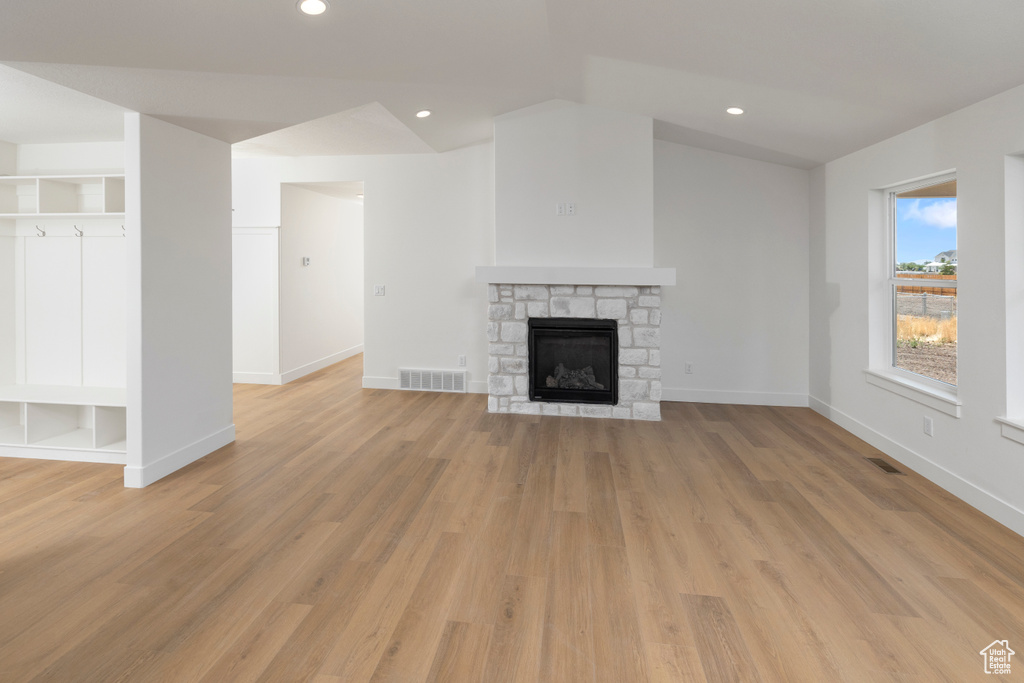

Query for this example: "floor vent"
[399,368,467,393]
[867,457,904,475]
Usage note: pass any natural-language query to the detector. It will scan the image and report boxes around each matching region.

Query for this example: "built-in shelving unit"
[0,174,125,217]
[0,385,126,453]
[0,171,127,464]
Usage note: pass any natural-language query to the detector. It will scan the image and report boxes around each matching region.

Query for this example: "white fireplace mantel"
[475,266,676,286]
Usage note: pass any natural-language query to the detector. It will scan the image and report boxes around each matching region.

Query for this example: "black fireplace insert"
[528,318,618,405]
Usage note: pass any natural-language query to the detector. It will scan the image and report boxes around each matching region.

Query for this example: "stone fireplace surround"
[486,283,663,420]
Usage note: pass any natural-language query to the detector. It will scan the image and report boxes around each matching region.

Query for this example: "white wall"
[0,141,15,174]
[233,143,495,392]
[233,138,810,402]
[0,231,13,386]
[494,100,654,268]
[336,197,364,360]
[232,228,280,381]
[16,141,125,175]
[811,83,1024,536]
[1005,154,1024,419]
[125,113,234,488]
[279,184,364,381]
[655,141,810,406]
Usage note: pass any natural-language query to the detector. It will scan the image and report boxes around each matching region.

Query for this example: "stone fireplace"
[485,282,663,420]
[479,102,674,420]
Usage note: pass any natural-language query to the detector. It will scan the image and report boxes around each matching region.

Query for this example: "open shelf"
[33,428,95,450]
[94,406,127,450]
[0,177,39,214]
[26,403,90,445]
[0,175,125,217]
[0,426,26,445]
[0,403,24,445]
[0,389,127,454]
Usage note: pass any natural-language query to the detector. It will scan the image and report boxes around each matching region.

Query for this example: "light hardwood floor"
[1,355,1022,681]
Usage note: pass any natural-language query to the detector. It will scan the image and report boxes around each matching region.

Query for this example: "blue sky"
[895,197,957,263]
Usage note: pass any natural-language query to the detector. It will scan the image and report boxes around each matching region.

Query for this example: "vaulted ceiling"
[3,0,1024,168]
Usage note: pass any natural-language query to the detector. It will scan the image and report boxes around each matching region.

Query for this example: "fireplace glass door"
[528,318,618,405]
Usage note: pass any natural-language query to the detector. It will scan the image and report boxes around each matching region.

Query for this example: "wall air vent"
[399,368,467,393]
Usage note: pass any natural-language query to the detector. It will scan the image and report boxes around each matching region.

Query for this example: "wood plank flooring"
[1,355,1022,681]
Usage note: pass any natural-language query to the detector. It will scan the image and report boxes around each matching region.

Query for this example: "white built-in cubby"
[0,172,127,464]
[0,386,126,455]
[0,174,125,216]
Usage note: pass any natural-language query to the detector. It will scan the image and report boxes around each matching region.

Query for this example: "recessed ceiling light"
[298,0,328,16]
[726,107,744,115]
[416,110,432,118]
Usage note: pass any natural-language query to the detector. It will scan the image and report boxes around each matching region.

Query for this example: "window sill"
[996,417,1024,446]
[863,369,961,417]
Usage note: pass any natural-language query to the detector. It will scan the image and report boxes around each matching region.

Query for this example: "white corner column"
[124,113,235,487]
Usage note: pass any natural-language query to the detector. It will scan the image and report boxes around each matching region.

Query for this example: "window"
[889,175,957,386]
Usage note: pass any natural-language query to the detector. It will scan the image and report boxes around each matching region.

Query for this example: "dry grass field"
[896,315,958,344]
[895,315,957,384]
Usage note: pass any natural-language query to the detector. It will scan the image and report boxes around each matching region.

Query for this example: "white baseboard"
[363,381,796,401]
[280,345,363,384]
[0,444,126,465]
[809,395,1024,538]
[661,387,809,407]
[123,424,236,488]
[362,375,399,390]
[233,371,282,385]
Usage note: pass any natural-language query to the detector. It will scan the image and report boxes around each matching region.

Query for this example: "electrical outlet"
[923,416,934,437]
[458,355,466,367]
[302,257,311,266]
[685,362,694,374]
[556,203,566,216]
[566,202,575,215]
[373,285,386,296]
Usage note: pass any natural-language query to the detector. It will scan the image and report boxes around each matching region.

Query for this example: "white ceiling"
[0,65,127,144]
[3,0,1024,167]
[233,103,434,158]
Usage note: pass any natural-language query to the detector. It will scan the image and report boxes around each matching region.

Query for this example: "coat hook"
[122,224,126,238]
[35,225,45,237]
[74,225,83,237]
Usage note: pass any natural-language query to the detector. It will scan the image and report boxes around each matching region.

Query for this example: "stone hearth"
[486,283,662,420]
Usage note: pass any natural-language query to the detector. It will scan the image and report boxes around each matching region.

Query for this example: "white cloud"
[905,198,957,228]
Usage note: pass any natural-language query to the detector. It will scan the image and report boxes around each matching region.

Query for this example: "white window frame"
[865,172,960,416]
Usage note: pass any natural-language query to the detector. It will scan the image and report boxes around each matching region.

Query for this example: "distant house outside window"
[890,176,957,386]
